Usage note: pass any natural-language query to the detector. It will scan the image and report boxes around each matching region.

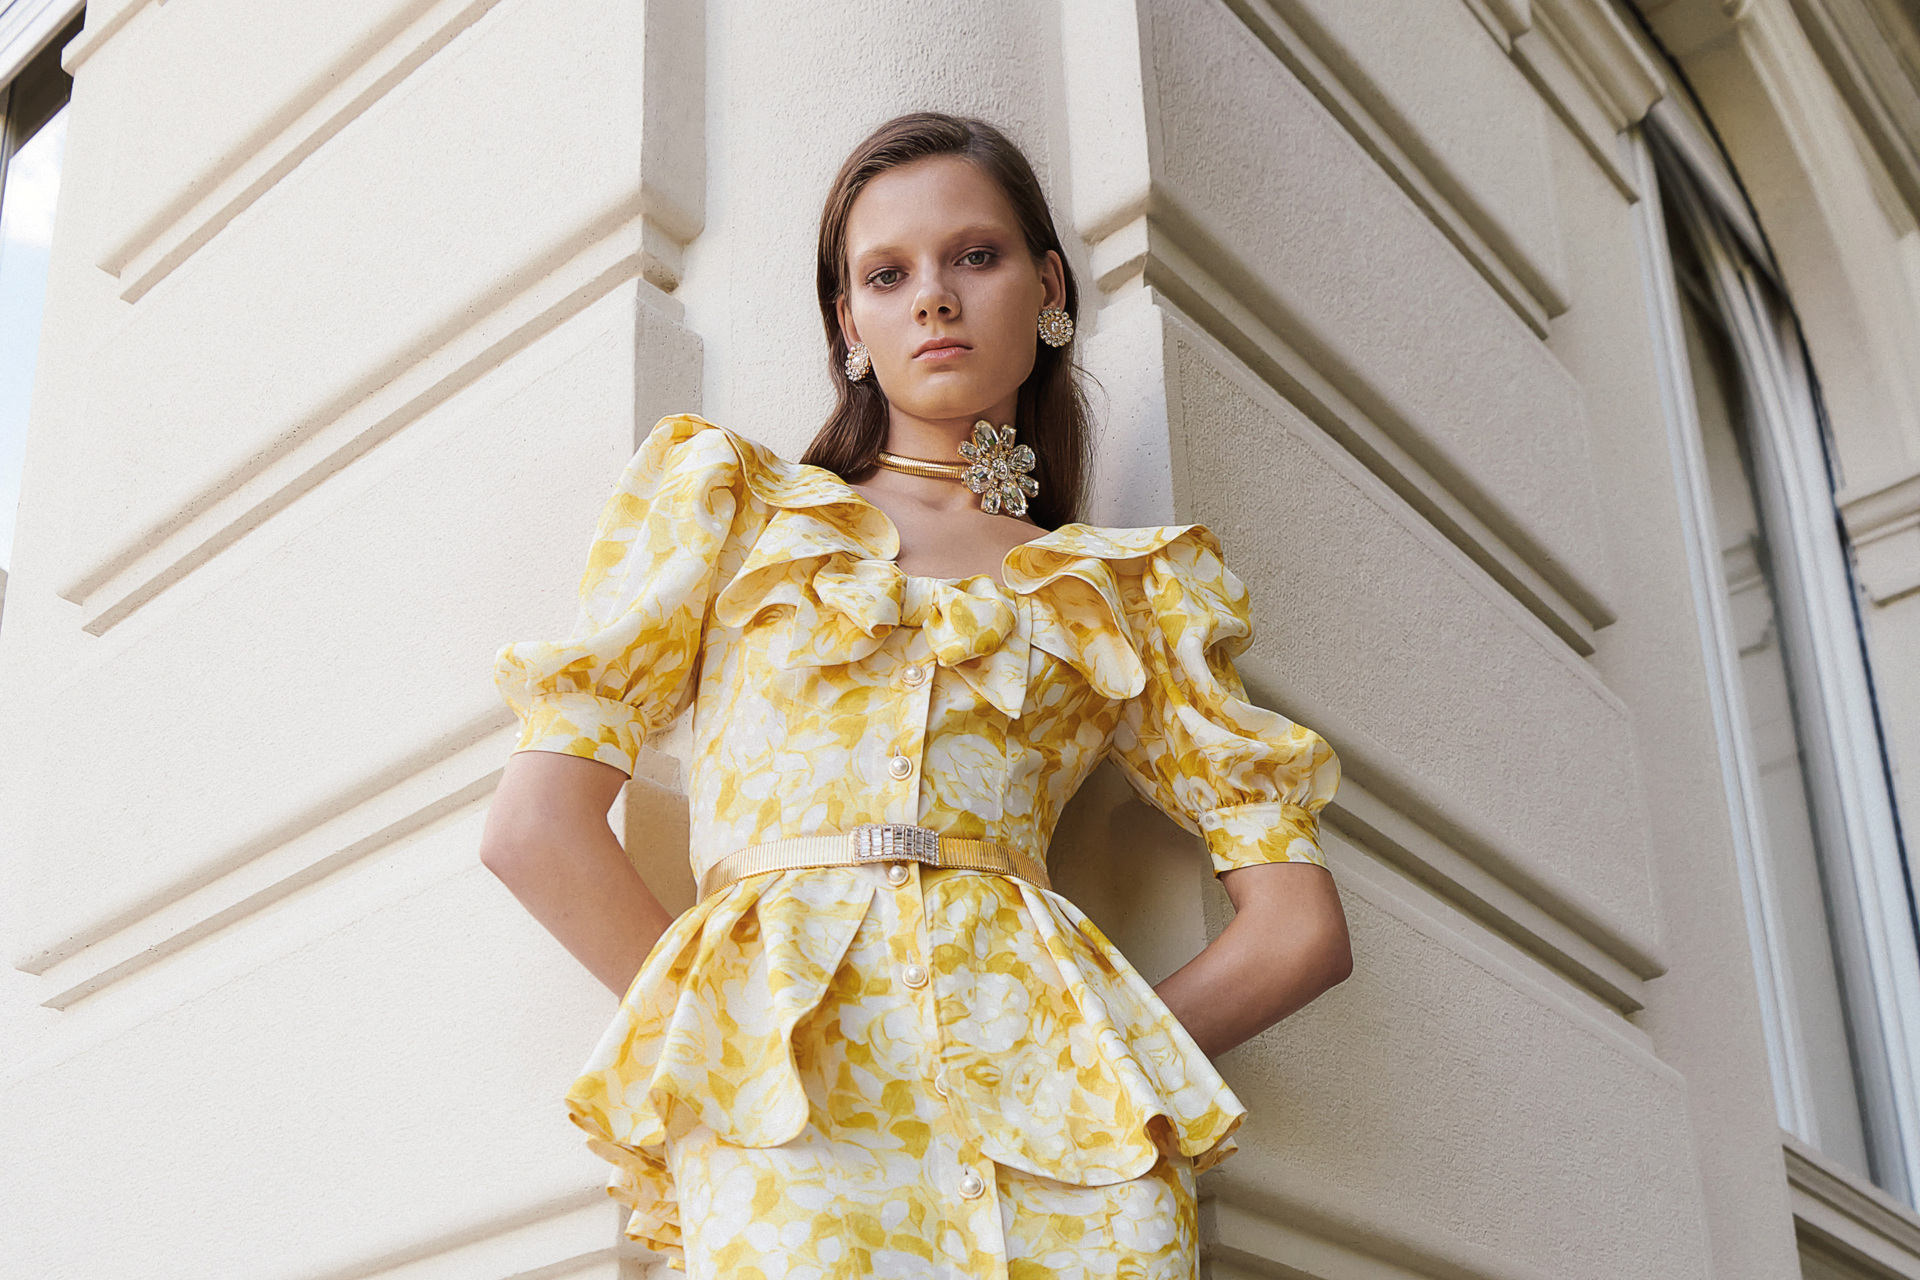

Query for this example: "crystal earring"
[1037,307,1074,348]
[843,341,872,381]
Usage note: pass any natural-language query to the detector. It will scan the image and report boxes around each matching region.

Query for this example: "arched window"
[1634,100,1920,1204]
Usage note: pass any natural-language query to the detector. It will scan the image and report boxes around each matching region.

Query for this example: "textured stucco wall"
[1,0,1915,1277]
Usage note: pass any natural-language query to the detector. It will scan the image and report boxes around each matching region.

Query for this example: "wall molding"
[1786,1133,1920,1279]
[1224,0,1568,338]
[58,0,149,74]
[89,0,702,304]
[1785,0,1920,226]
[0,0,79,86]
[15,711,516,1005]
[1159,295,1665,980]
[1512,0,1667,198]
[60,210,671,634]
[99,0,508,303]
[1107,203,1610,650]
[1327,777,1652,1009]
[1840,464,1920,604]
[306,1189,621,1280]
[1203,1173,1557,1280]
[1454,0,1532,51]
[59,0,707,634]
[1063,1,1618,647]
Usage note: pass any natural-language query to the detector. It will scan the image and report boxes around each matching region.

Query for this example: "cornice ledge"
[1633,0,1748,60]
[1839,464,1920,603]
[1785,0,1920,224]
[1094,197,1618,649]
[1224,0,1563,333]
[59,0,148,73]
[1783,1132,1920,1273]
[1459,0,1532,52]
[1204,1172,1557,1280]
[1511,0,1666,198]
[1486,0,1534,39]
[96,0,513,301]
[1840,463,1920,539]
[1532,0,1667,128]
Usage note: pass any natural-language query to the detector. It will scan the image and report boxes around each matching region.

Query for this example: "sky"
[0,104,68,575]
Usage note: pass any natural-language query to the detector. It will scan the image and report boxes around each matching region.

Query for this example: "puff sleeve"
[492,418,753,777]
[1108,529,1340,875]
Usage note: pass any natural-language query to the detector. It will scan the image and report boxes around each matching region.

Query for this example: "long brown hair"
[803,112,1090,529]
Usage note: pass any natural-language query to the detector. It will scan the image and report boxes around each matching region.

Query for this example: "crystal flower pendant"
[956,420,1040,517]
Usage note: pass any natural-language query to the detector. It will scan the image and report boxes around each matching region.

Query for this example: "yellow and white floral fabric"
[493,414,1339,1275]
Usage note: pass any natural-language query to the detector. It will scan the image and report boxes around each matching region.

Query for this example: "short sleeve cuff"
[512,691,645,777]
[1199,802,1327,875]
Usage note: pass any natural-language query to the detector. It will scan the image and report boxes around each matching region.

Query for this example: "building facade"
[4,0,1920,1276]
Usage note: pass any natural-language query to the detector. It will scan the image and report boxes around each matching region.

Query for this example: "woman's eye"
[962,249,994,267]
[868,268,900,287]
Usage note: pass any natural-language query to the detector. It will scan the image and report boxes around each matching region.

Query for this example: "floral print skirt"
[647,867,1200,1279]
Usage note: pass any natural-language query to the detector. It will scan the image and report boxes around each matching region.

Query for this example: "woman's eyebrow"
[851,224,1013,264]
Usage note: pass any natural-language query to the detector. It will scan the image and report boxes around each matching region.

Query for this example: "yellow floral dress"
[493,414,1340,1278]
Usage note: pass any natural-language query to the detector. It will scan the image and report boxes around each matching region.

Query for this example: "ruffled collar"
[690,417,1204,717]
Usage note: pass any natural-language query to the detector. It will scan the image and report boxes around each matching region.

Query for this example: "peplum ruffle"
[563,865,1245,1266]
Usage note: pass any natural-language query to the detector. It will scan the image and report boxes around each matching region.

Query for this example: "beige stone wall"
[1,0,1916,1277]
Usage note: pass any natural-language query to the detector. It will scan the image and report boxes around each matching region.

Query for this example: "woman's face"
[836,155,1064,430]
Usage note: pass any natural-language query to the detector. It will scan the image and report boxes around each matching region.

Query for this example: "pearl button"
[959,1170,986,1199]
[903,663,929,687]
[901,962,929,988]
[886,863,911,886]
[888,754,913,780]
[934,1075,949,1098]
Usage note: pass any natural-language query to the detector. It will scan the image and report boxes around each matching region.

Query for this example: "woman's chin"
[891,386,1020,424]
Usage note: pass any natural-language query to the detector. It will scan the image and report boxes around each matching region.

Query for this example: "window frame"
[0,2,76,622]
[1628,99,1920,1206]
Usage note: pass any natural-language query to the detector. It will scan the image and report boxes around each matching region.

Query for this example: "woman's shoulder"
[635,413,862,514]
[1006,520,1237,595]
[1012,520,1218,562]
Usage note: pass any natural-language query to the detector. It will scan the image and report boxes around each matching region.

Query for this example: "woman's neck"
[882,399,1017,460]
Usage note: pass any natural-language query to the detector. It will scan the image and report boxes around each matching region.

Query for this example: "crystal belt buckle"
[851,823,943,867]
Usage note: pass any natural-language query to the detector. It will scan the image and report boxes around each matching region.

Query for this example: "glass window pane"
[0,103,68,579]
[1676,258,1876,1183]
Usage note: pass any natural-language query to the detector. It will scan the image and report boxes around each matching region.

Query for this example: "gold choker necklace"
[875,420,1041,517]
[876,450,966,481]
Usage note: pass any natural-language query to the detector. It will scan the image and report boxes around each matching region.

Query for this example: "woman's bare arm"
[1153,861,1352,1058]
[478,750,675,996]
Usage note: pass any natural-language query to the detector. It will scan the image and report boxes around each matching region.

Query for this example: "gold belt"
[697,823,1051,901]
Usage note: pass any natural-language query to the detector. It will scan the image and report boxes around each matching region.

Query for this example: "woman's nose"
[915,277,959,321]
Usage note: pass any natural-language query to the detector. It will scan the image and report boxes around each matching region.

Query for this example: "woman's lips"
[914,344,971,361]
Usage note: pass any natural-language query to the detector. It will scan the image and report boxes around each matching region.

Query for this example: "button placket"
[884,817,962,1121]
[886,632,938,826]
[877,627,968,1146]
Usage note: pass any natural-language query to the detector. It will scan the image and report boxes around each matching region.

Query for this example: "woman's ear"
[835,294,860,347]
[1041,250,1066,311]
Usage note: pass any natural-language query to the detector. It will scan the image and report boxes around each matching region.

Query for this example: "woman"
[479,112,1352,1280]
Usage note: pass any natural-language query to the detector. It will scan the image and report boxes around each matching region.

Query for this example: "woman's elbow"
[477,826,523,880]
[479,750,625,882]
[478,806,551,882]
[1297,901,1354,995]
[1320,928,1354,988]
